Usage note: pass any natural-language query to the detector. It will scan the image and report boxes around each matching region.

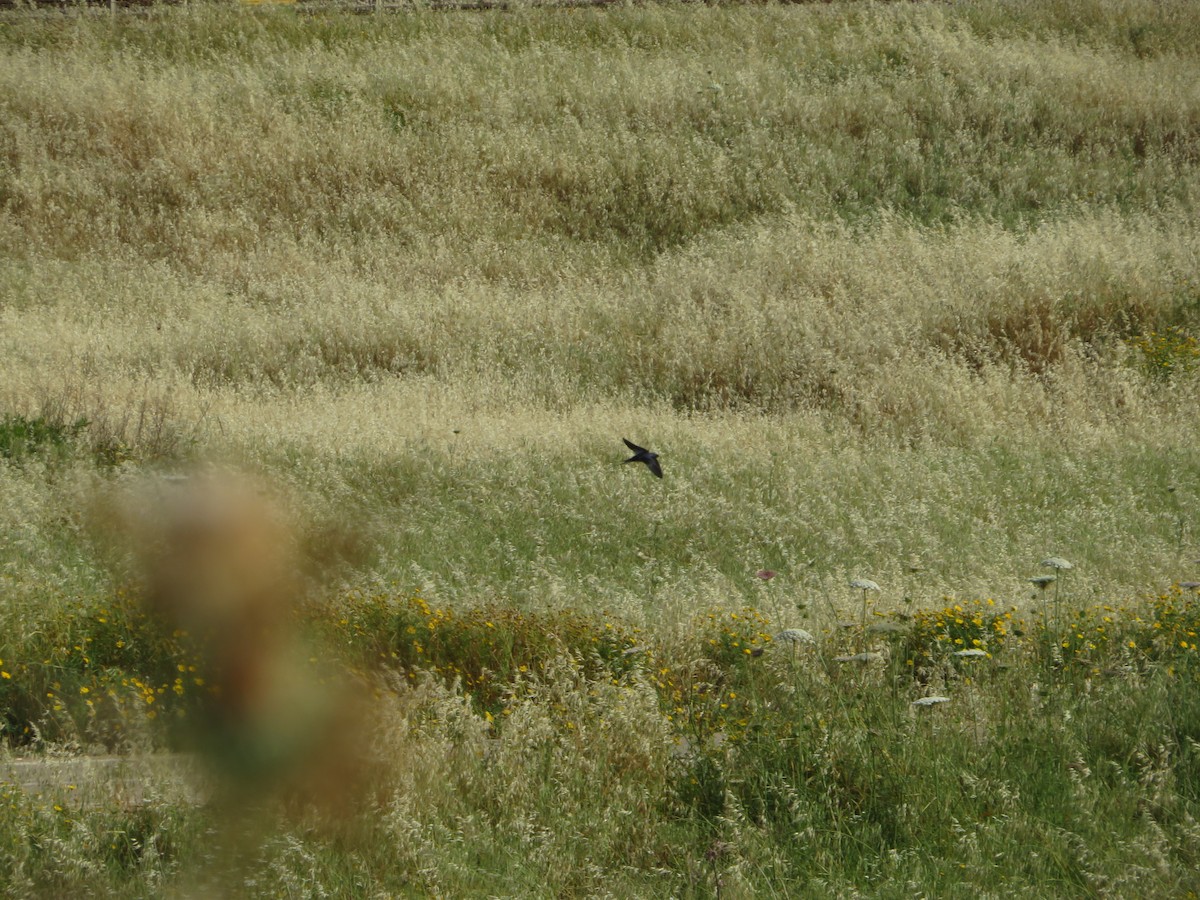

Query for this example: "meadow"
[1,0,1199,895]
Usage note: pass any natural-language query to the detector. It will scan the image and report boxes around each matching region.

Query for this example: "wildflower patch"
[901,599,1017,671]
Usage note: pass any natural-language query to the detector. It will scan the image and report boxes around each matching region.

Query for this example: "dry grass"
[1,0,1200,894]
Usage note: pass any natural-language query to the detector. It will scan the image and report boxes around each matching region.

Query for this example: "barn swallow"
[623,438,662,478]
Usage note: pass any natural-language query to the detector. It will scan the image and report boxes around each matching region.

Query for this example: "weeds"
[1128,327,1200,381]
[0,414,86,465]
[3,584,1200,894]
[331,590,642,710]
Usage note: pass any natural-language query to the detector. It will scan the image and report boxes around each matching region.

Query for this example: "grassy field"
[2,0,1200,895]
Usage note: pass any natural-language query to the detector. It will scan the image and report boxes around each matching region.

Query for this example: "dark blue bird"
[623,438,662,478]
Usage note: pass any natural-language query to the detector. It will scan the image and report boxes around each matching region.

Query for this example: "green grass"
[1,0,1200,895]
[6,585,1200,896]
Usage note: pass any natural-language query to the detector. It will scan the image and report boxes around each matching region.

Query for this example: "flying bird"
[623,438,662,478]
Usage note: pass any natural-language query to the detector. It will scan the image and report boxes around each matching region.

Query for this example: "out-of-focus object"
[125,472,372,820]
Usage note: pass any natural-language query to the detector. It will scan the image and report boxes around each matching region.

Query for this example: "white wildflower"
[776,628,815,644]
[912,696,950,707]
[1041,557,1073,570]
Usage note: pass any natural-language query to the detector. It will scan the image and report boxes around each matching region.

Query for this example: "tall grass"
[5,586,1200,896]
[1,0,1199,894]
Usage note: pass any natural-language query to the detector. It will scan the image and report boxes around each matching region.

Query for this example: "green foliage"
[331,590,642,708]
[0,414,86,464]
[0,781,197,896]
[1128,327,1200,380]
[0,592,208,749]
[901,598,1019,669]
[5,586,1200,894]
[0,408,178,470]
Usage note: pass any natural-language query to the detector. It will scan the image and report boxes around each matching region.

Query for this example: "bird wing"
[647,457,663,478]
[623,437,646,454]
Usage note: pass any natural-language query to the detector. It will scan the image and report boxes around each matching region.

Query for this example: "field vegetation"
[1,0,1199,895]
